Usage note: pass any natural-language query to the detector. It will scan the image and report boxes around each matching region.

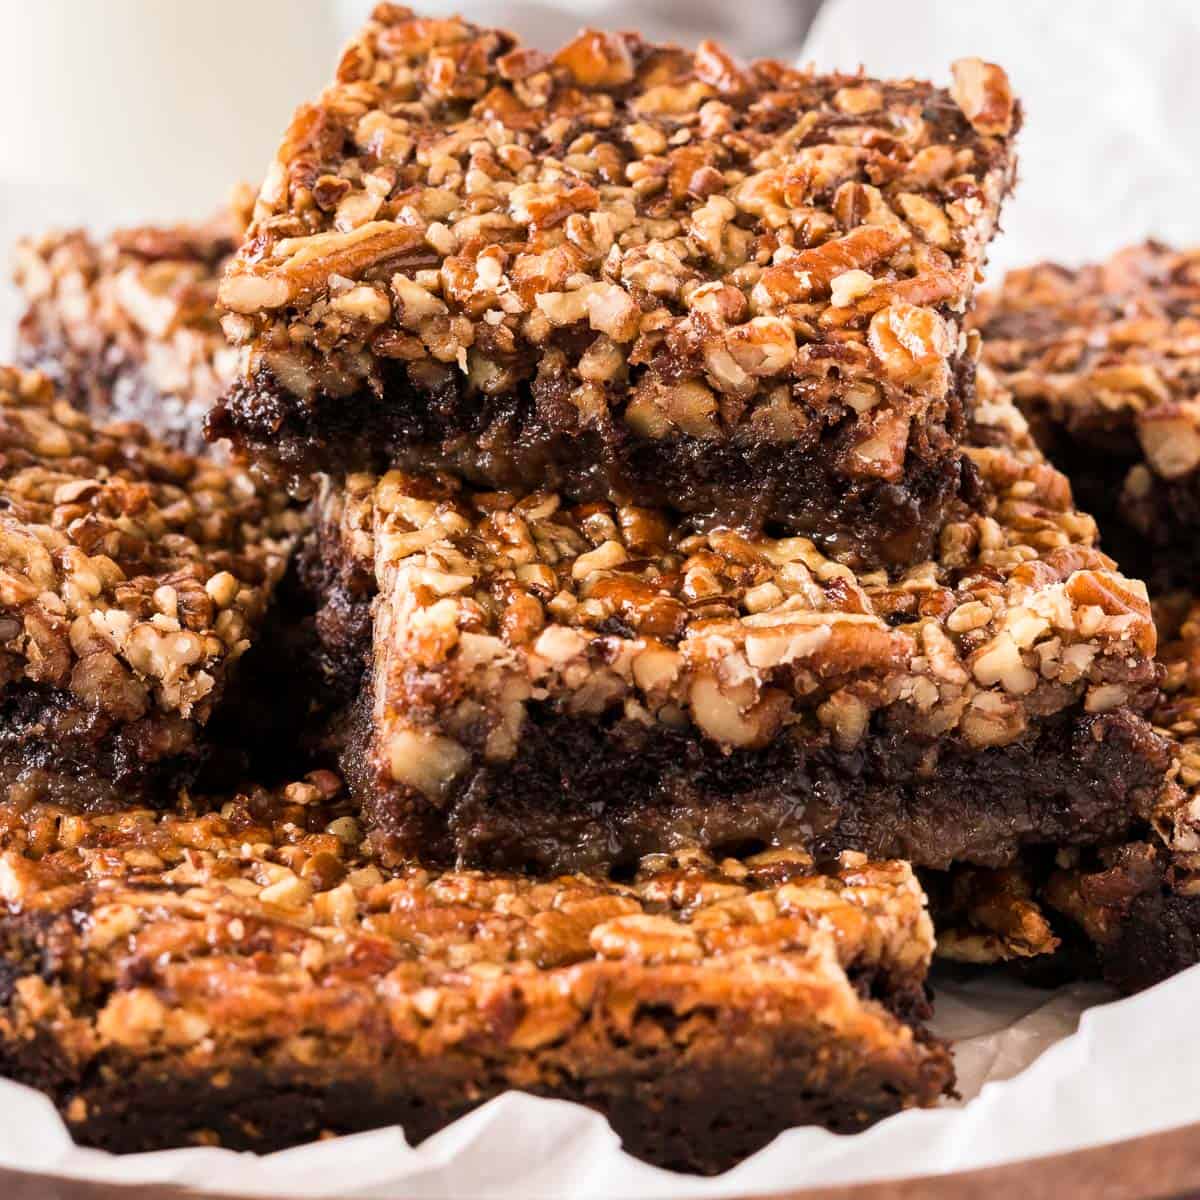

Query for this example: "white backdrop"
[0,0,340,337]
[332,0,821,61]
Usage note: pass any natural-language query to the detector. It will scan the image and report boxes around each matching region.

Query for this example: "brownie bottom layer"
[1121,468,1200,595]
[296,524,375,705]
[348,701,1171,875]
[209,366,969,571]
[0,1023,950,1174]
[198,558,353,788]
[0,684,204,812]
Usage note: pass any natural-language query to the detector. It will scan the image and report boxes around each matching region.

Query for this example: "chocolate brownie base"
[211,358,973,571]
[0,1022,949,1171]
[349,697,1170,873]
[4,1032,950,1171]
[0,787,951,1173]
[1120,469,1200,594]
[1042,842,1196,994]
[0,682,203,812]
[1102,885,1200,993]
[295,487,376,703]
[197,558,350,789]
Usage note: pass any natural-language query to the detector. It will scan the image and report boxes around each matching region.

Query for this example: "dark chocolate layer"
[211,358,972,570]
[0,1022,949,1174]
[348,701,1171,874]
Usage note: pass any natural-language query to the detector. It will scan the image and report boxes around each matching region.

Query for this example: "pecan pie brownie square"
[211,6,1020,570]
[0,779,952,1172]
[0,366,300,810]
[316,381,1171,875]
[974,241,1200,589]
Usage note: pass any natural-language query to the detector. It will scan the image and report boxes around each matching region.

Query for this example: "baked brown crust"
[210,6,1019,568]
[13,197,251,455]
[0,779,952,1171]
[0,366,301,809]
[973,242,1200,588]
[310,377,1170,872]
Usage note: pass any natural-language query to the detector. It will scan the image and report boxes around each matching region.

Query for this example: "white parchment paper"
[3,2,1200,1193]
[0,970,1194,1198]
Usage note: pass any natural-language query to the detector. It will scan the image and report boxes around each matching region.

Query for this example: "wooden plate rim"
[2,1119,1197,1200]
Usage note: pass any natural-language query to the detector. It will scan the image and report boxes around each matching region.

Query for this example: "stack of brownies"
[0,5,1192,1174]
